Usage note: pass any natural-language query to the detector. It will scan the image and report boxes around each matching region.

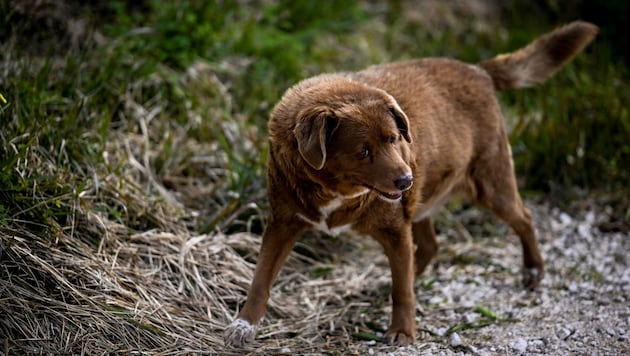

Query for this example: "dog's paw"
[224,318,257,347]
[522,267,545,290]
[384,328,415,346]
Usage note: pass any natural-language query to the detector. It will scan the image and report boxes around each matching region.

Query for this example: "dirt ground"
[2,192,626,355]
[368,200,629,355]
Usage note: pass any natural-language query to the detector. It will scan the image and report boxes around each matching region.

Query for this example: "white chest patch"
[297,189,369,236]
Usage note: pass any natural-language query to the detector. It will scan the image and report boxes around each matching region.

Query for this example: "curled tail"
[479,21,598,91]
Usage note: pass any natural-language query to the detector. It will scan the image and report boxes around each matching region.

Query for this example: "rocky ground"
[343,198,629,355]
[242,196,628,355]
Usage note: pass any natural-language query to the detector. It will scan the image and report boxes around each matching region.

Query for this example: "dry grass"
[0,56,395,351]
[1,208,399,354]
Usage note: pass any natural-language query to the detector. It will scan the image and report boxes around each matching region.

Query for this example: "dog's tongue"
[381,191,402,200]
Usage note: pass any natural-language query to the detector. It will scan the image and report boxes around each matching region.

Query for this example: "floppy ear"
[389,103,412,143]
[294,107,339,170]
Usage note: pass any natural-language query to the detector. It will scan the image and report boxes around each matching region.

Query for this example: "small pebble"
[463,313,475,323]
[450,332,463,347]
[509,338,528,353]
[529,339,545,351]
[557,327,572,340]
[559,212,572,225]
[507,310,517,319]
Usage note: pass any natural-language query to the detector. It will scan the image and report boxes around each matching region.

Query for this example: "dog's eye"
[389,135,398,144]
[358,148,370,160]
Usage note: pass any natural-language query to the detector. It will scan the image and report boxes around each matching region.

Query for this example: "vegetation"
[1,1,628,236]
[0,0,628,353]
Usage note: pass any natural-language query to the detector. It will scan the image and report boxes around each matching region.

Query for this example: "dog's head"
[292,79,413,201]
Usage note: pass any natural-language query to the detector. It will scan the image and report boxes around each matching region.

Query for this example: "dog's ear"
[389,103,411,143]
[294,107,340,170]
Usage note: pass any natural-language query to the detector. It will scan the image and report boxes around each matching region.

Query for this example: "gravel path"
[353,199,629,355]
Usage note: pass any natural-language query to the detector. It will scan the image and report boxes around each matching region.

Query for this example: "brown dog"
[225,21,597,347]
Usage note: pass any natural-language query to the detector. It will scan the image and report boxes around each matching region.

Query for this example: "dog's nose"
[394,173,413,191]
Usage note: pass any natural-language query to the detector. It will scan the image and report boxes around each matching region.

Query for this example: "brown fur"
[225,21,598,347]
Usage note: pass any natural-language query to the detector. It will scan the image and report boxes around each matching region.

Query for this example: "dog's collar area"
[295,189,370,236]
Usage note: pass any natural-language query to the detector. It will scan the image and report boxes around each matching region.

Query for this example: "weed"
[446,305,517,335]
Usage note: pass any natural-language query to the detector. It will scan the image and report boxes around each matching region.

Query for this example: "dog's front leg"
[372,224,417,346]
[224,217,303,347]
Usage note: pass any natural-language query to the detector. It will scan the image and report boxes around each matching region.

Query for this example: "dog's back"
[345,21,598,214]
[351,21,598,120]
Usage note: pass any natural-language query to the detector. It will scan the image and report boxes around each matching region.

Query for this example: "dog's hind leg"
[491,198,544,289]
[469,139,545,289]
[412,218,439,276]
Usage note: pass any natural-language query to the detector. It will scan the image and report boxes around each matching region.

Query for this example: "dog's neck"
[270,144,375,231]
[295,188,371,236]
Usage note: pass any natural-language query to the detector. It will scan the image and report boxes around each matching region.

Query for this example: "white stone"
[449,332,463,347]
[509,338,528,353]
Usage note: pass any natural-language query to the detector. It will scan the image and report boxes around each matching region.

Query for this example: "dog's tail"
[479,21,598,91]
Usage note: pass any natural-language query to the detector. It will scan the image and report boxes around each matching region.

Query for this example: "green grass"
[1,0,628,241]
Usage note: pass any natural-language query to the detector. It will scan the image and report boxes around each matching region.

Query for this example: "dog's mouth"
[378,190,403,201]
[356,179,408,201]
[360,183,403,201]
